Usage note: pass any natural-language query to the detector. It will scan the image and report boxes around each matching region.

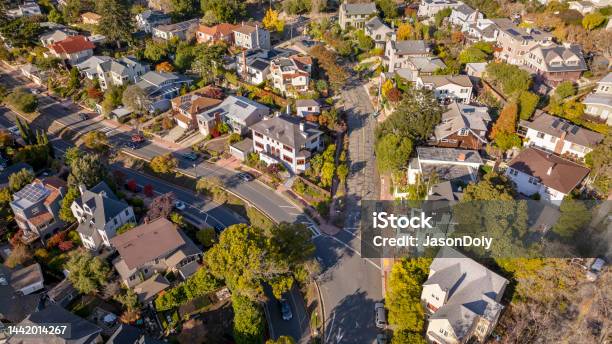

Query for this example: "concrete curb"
[314,279,326,343]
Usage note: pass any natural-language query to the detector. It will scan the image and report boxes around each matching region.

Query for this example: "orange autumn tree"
[155,61,174,72]
[490,102,518,140]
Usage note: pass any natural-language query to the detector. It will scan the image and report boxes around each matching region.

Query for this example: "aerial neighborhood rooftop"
[0,0,609,342]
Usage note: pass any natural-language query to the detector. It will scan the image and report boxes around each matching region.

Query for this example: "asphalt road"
[1,61,385,343]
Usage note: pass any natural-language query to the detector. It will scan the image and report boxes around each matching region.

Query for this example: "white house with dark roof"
[135,10,171,33]
[524,43,587,86]
[505,147,590,201]
[296,99,321,117]
[384,40,431,73]
[407,146,483,186]
[432,102,490,150]
[197,95,269,136]
[339,2,378,30]
[233,22,271,50]
[250,115,323,173]
[461,18,499,42]
[422,247,508,344]
[77,55,148,91]
[364,17,394,49]
[71,181,136,251]
[134,71,192,112]
[416,75,473,103]
[152,19,199,41]
[270,55,313,96]
[583,72,612,125]
[417,0,463,17]
[449,4,482,27]
[518,111,603,160]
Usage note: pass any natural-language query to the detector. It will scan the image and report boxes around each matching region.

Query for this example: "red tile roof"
[48,35,95,55]
[198,23,238,37]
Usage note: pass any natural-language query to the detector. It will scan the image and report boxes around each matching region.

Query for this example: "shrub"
[5,88,37,113]
[196,227,217,248]
[127,180,138,192]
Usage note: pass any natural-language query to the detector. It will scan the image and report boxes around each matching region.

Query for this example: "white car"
[586,258,606,281]
[7,126,20,136]
[174,201,186,211]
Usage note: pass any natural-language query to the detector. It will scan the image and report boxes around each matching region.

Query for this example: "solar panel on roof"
[570,126,579,134]
[235,101,249,108]
[551,119,560,128]
[507,29,520,36]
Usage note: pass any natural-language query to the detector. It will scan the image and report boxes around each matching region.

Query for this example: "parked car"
[279,299,292,321]
[374,303,387,329]
[182,152,198,161]
[7,126,20,136]
[174,201,186,211]
[586,258,606,281]
[237,172,254,182]
[79,113,88,121]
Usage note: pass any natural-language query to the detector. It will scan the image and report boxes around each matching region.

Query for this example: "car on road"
[237,172,254,182]
[213,224,225,233]
[182,151,198,161]
[124,142,137,150]
[79,113,88,121]
[7,126,20,136]
[174,201,186,211]
[279,299,292,321]
[374,303,387,329]
[376,334,388,344]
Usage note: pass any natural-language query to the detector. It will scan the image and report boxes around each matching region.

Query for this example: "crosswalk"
[296,215,321,238]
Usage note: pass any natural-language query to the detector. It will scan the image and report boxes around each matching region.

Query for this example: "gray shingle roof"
[417,146,483,164]
[435,102,490,141]
[76,181,127,226]
[425,247,508,340]
[10,263,43,291]
[392,40,429,55]
[0,265,42,323]
[201,96,269,124]
[582,93,612,107]
[519,111,602,148]
[250,115,322,149]
[9,304,102,344]
[530,43,587,72]
[295,99,320,108]
[342,2,377,15]
[453,3,475,16]
[419,75,473,88]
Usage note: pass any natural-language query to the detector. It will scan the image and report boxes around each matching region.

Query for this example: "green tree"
[143,40,168,63]
[336,163,349,184]
[462,172,515,201]
[584,133,611,194]
[14,144,50,170]
[376,0,397,19]
[200,0,245,23]
[434,7,451,27]
[386,258,431,331]
[59,187,80,222]
[192,43,227,83]
[122,85,151,114]
[355,29,374,51]
[65,249,110,294]
[582,12,605,30]
[68,67,80,92]
[485,62,532,98]
[5,88,38,113]
[196,227,217,247]
[375,134,413,174]
[519,91,539,120]
[155,267,220,311]
[554,81,576,99]
[171,0,196,18]
[0,17,41,47]
[8,168,34,192]
[491,102,518,139]
[48,8,64,23]
[553,199,592,238]
[150,153,178,174]
[377,88,443,142]
[392,330,427,344]
[97,0,133,48]
[114,288,139,312]
[67,153,108,188]
[83,131,108,151]
[262,8,285,32]
[64,147,82,166]
[232,294,264,344]
[266,336,295,344]
[174,42,196,71]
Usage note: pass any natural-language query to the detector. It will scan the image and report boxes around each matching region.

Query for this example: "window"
[460,88,469,93]
[282,155,293,164]
[255,142,264,149]
[283,144,293,153]
[458,128,469,136]
[297,159,305,165]
[31,207,39,215]
[125,209,130,216]
[254,131,263,138]
[508,168,518,176]
[536,132,545,139]
[528,176,539,185]
[549,136,556,143]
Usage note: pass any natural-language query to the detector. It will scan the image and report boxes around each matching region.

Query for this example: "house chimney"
[255,24,260,49]
[547,164,555,175]
[457,153,466,161]
[299,121,305,132]
[286,103,291,115]
[78,184,87,195]
[242,49,247,74]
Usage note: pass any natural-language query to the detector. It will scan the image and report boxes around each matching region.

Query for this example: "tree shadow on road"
[324,290,381,344]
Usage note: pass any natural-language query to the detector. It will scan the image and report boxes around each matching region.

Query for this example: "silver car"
[374,303,387,329]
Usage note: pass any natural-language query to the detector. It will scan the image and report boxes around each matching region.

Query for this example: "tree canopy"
[8,168,34,192]
[67,153,108,188]
[65,249,110,294]
[485,62,532,99]
[96,0,133,48]
[375,133,413,174]
[386,258,431,332]
[122,85,151,115]
[150,153,178,174]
